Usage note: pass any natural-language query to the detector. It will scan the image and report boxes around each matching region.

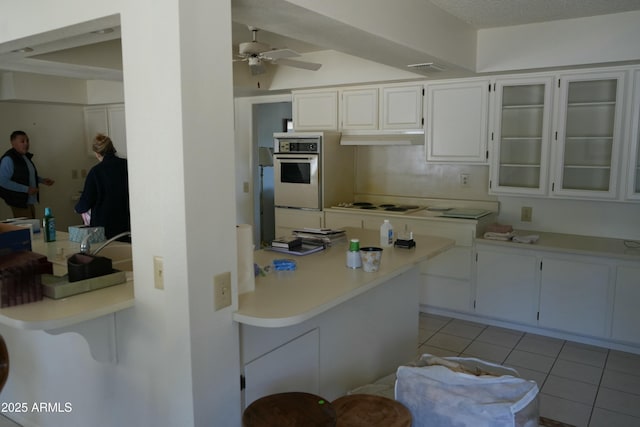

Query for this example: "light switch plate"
[153,256,164,290]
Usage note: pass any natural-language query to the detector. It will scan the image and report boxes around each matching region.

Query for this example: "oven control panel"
[275,138,320,153]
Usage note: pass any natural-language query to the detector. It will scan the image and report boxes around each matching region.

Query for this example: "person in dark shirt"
[75,133,130,240]
[0,130,55,219]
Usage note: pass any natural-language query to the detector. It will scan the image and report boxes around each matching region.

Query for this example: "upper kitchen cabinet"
[292,89,339,131]
[84,104,127,158]
[340,83,423,132]
[551,70,626,200]
[626,68,640,201]
[425,79,490,163]
[489,77,553,196]
[380,84,423,130]
[341,87,379,130]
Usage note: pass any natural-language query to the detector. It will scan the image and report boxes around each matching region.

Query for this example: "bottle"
[379,219,393,247]
[346,238,362,269]
[43,207,56,242]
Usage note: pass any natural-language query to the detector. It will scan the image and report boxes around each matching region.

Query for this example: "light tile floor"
[419,313,640,427]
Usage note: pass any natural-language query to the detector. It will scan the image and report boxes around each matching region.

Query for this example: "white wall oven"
[273,133,323,210]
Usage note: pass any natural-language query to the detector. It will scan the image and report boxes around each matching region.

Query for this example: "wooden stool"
[243,392,336,427]
[332,394,412,427]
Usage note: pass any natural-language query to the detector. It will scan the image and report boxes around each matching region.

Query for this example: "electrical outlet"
[153,256,164,290]
[71,169,78,179]
[243,181,250,193]
[460,173,470,187]
[521,206,533,222]
[214,272,232,311]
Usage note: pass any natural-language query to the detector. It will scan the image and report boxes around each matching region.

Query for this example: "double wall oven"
[273,131,350,211]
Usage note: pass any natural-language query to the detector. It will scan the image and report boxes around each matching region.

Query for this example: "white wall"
[0,2,241,427]
[477,11,640,73]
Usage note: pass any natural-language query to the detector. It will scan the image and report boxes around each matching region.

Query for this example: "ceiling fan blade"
[275,58,322,71]
[262,49,300,60]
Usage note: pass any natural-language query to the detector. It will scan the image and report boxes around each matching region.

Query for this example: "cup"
[360,247,383,272]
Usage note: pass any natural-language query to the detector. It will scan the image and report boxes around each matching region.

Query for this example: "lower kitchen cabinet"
[475,242,616,341]
[538,257,611,337]
[611,265,640,343]
[274,208,324,237]
[475,247,539,325]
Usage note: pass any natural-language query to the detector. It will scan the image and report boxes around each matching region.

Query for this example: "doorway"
[252,101,292,246]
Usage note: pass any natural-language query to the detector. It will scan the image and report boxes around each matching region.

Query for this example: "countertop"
[0,232,134,330]
[233,227,455,328]
[477,230,640,261]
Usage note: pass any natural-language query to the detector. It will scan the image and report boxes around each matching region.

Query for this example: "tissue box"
[0,223,32,256]
[68,226,106,243]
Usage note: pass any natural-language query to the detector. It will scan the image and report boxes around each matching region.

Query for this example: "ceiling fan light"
[248,56,261,66]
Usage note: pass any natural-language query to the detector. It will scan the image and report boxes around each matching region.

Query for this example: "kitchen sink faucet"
[80,230,131,255]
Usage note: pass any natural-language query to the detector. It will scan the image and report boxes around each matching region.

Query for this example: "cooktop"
[331,202,425,214]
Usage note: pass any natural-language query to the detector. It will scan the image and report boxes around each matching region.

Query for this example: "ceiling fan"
[234,26,322,75]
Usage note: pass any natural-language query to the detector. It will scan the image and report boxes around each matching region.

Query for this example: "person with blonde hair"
[75,133,130,240]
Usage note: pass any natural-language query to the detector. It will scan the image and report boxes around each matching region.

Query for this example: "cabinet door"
[107,105,127,158]
[538,257,611,337]
[489,77,553,196]
[626,69,640,200]
[243,329,319,407]
[341,88,378,130]
[611,265,640,344]
[84,106,109,156]
[425,80,490,163]
[292,90,339,131]
[381,85,423,130]
[475,248,539,325]
[552,71,626,199]
[420,247,473,312]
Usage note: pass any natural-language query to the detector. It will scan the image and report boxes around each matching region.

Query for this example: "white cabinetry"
[325,210,481,313]
[83,104,127,157]
[538,257,611,337]
[475,247,539,325]
[611,265,640,343]
[341,88,378,130]
[489,77,553,196]
[380,85,423,130]
[626,69,640,200]
[274,208,324,237]
[243,329,319,407]
[551,71,626,199]
[340,84,423,132]
[425,79,490,163]
[292,90,339,131]
[475,243,615,340]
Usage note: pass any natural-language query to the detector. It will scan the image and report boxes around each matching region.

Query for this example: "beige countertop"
[0,232,134,330]
[233,227,455,328]
[478,230,640,261]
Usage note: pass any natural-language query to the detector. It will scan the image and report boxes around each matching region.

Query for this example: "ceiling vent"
[407,62,446,73]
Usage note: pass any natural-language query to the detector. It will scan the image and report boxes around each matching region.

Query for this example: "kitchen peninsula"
[234,227,454,407]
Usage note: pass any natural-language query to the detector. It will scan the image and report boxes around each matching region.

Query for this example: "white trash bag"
[395,354,539,427]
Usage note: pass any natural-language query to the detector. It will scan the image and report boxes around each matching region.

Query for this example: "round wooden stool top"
[332,394,412,427]
[243,392,336,427]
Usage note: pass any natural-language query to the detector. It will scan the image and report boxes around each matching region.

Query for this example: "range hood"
[340,130,424,146]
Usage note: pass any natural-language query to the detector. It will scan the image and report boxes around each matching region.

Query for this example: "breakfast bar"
[234,227,454,406]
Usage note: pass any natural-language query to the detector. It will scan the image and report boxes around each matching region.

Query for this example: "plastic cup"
[360,247,383,272]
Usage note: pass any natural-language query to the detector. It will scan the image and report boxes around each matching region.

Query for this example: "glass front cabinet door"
[627,69,640,201]
[489,77,553,196]
[552,71,626,199]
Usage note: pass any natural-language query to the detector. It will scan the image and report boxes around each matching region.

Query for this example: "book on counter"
[271,235,303,250]
[293,228,346,246]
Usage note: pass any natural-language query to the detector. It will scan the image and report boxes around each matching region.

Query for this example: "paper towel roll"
[236,224,255,294]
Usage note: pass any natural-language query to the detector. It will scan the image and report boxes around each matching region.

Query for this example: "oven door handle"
[274,155,316,161]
